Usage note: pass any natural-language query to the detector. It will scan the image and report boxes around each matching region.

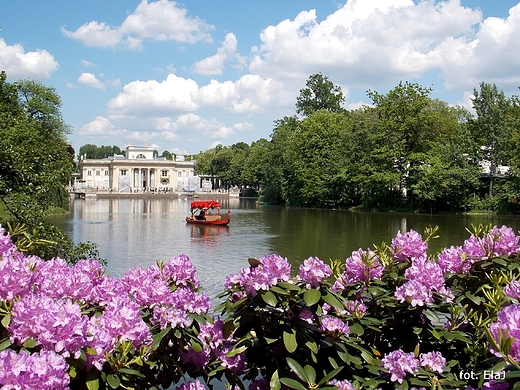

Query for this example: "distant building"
[77,145,197,192]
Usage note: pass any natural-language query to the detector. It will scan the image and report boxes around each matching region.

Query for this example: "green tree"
[285,110,353,207]
[265,116,300,204]
[366,82,450,206]
[470,82,514,197]
[295,73,345,117]
[161,150,173,160]
[242,138,271,188]
[0,72,101,263]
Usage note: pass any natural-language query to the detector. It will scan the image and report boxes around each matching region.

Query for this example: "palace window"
[120,170,127,176]
[104,170,109,176]
[161,170,168,177]
[95,170,101,176]
[87,170,92,176]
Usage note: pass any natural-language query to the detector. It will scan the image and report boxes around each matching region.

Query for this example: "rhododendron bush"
[2,224,520,389]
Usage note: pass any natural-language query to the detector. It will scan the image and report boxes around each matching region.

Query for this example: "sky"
[1,0,520,156]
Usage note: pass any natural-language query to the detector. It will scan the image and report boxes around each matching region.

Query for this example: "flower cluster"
[390,229,428,262]
[224,254,291,296]
[333,248,383,290]
[0,224,211,386]
[0,349,69,389]
[297,256,332,289]
[382,350,446,383]
[463,225,520,259]
[489,304,520,363]
[395,256,453,307]
[504,280,520,301]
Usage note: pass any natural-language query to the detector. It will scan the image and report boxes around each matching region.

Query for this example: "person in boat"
[195,208,205,220]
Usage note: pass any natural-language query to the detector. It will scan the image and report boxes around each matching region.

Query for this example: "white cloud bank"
[61,0,214,49]
[0,39,58,80]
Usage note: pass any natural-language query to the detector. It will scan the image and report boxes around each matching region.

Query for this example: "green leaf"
[349,322,364,335]
[86,371,100,390]
[117,367,145,378]
[283,329,298,353]
[0,338,11,352]
[303,289,321,306]
[22,338,37,349]
[150,327,170,351]
[317,367,344,386]
[1,314,11,328]
[303,365,316,385]
[286,357,307,382]
[277,281,301,291]
[279,378,307,390]
[107,374,121,389]
[305,340,318,354]
[321,292,344,311]
[261,290,278,306]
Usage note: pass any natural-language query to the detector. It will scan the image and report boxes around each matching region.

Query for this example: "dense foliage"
[3,222,520,389]
[0,71,101,263]
[190,77,520,213]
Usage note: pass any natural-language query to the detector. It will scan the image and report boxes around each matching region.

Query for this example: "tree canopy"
[0,71,101,262]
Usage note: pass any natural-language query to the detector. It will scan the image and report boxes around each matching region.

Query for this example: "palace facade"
[77,145,197,193]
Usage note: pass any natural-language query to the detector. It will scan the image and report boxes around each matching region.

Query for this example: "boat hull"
[185,217,230,226]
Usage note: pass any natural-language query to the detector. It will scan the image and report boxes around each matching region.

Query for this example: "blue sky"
[2,0,520,156]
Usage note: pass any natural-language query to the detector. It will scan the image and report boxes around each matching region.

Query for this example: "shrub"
[2,223,520,389]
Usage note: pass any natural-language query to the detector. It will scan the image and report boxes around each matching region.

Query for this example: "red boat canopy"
[190,201,221,210]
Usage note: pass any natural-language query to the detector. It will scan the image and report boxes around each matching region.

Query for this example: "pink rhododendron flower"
[395,257,453,307]
[8,293,88,359]
[382,349,419,383]
[390,230,428,262]
[175,380,208,390]
[504,280,520,300]
[329,379,357,390]
[297,256,332,288]
[333,249,383,290]
[419,351,445,373]
[437,245,473,274]
[463,225,520,260]
[0,349,69,389]
[226,254,291,296]
[489,304,520,363]
[320,316,350,338]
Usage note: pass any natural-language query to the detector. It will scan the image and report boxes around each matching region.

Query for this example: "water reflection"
[49,197,520,301]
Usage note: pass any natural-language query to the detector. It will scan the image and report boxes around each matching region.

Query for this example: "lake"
[49,196,520,303]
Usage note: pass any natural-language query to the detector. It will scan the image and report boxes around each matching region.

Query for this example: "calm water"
[49,197,520,301]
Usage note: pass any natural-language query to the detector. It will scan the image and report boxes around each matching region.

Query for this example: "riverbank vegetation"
[77,74,520,214]
[194,75,520,213]
[0,71,102,263]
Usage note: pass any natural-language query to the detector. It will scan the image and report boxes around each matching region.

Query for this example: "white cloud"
[62,0,214,49]
[435,3,520,90]
[108,74,199,115]
[248,0,483,88]
[233,121,254,132]
[0,39,58,80]
[78,72,106,89]
[79,116,117,136]
[196,74,288,114]
[192,33,238,75]
[154,113,234,139]
[62,22,122,48]
[81,59,96,68]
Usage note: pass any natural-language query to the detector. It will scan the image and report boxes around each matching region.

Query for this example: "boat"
[185,200,230,225]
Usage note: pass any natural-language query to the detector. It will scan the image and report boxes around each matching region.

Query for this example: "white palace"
[77,145,197,193]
